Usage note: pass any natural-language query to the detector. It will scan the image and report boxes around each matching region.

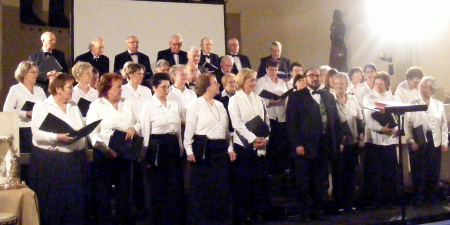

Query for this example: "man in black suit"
[257,41,291,78]
[28,31,68,92]
[214,55,234,92]
[156,34,188,66]
[199,37,220,72]
[74,37,109,76]
[286,68,342,222]
[113,35,153,82]
[227,38,251,74]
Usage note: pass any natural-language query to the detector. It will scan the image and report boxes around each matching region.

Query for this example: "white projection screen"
[73,0,225,72]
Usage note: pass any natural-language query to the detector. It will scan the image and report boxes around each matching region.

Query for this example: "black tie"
[130,53,137,56]
[312,90,320,95]
[44,52,52,58]
[205,55,210,59]
[230,54,238,57]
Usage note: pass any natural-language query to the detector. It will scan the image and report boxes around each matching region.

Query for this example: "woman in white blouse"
[362,72,399,209]
[86,73,141,224]
[333,73,364,214]
[229,68,270,224]
[347,67,363,95]
[139,73,184,225]
[184,74,236,224]
[71,61,98,104]
[3,61,46,157]
[405,76,448,205]
[29,73,87,225]
[167,64,198,126]
[121,62,152,115]
[254,59,288,174]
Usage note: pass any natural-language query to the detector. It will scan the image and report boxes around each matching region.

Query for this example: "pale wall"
[226,0,450,100]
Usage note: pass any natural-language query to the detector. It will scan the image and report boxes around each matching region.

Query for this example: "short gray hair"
[40,31,54,41]
[420,76,438,94]
[169,64,186,80]
[221,55,234,63]
[333,72,350,86]
[156,59,170,68]
[188,46,200,56]
[319,65,331,73]
[271,41,282,49]
[72,61,93,81]
[15,61,38,83]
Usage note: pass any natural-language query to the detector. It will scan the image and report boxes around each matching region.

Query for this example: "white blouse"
[167,85,198,122]
[254,76,287,122]
[394,80,419,103]
[72,84,99,103]
[3,83,46,127]
[184,97,233,156]
[31,96,86,152]
[336,94,363,144]
[363,91,399,146]
[356,81,393,107]
[86,97,141,152]
[121,83,153,115]
[139,96,183,153]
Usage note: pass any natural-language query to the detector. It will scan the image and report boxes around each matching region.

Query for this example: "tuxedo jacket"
[286,88,342,159]
[74,51,110,76]
[214,69,225,92]
[28,49,68,82]
[156,48,188,66]
[257,56,291,78]
[227,54,251,74]
[113,51,153,79]
[199,51,220,71]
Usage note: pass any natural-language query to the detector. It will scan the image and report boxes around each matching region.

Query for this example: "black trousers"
[143,134,184,225]
[92,149,132,224]
[267,119,290,174]
[231,144,270,223]
[363,143,398,206]
[186,139,232,225]
[29,147,87,225]
[410,131,442,198]
[331,143,358,210]
[19,127,33,184]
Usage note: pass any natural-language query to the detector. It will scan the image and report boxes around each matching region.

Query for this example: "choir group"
[2,31,448,225]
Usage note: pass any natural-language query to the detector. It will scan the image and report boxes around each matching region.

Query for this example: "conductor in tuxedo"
[28,31,68,92]
[74,37,109,76]
[113,36,153,82]
[227,38,251,74]
[156,34,188,66]
[257,41,291,78]
[286,68,342,222]
[199,37,220,72]
[214,55,234,92]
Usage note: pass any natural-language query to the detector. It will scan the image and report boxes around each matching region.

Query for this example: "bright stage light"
[367,0,450,41]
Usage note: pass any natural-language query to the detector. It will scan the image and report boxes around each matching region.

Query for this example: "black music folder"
[38,56,63,76]
[192,135,208,161]
[21,101,35,111]
[39,113,101,141]
[412,124,427,146]
[202,61,218,71]
[108,130,144,161]
[236,115,270,149]
[77,98,91,117]
[371,112,397,129]
[259,88,294,100]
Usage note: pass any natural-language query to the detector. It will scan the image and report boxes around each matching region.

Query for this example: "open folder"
[77,98,92,117]
[108,130,144,161]
[21,101,36,111]
[39,113,101,141]
[259,88,294,100]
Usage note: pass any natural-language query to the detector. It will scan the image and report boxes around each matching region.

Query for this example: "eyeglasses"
[64,86,74,90]
[171,42,182,47]
[158,85,170,90]
[306,74,321,79]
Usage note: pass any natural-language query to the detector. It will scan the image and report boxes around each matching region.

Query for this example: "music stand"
[365,102,428,225]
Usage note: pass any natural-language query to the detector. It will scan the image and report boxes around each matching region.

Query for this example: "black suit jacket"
[28,49,68,82]
[227,54,252,74]
[199,51,220,72]
[286,88,342,159]
[113,51,153,80]
[156,48,188,66]
[257,56,291,78]
[74,51,110,76]
[214,69,225,92]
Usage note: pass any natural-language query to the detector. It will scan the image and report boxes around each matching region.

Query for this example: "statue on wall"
[329,10,348,72]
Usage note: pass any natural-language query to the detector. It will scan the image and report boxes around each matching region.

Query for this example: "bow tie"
[230,54,238,57]
[130,53,138,56]
[205,55,210,59]
[44,52,52,58]
[172,52,178,55]
[312,90,321,95]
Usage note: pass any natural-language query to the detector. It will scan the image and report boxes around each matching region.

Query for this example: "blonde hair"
[235,68,256,91]
[14,61,38,83]
[71,61,93,81]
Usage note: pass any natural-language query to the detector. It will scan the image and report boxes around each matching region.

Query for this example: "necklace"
[206,99,220,121]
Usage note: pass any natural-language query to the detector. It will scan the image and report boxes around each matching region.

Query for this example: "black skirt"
[186,139,233,225]
[28,146,88,225]
[144,134,184,225]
